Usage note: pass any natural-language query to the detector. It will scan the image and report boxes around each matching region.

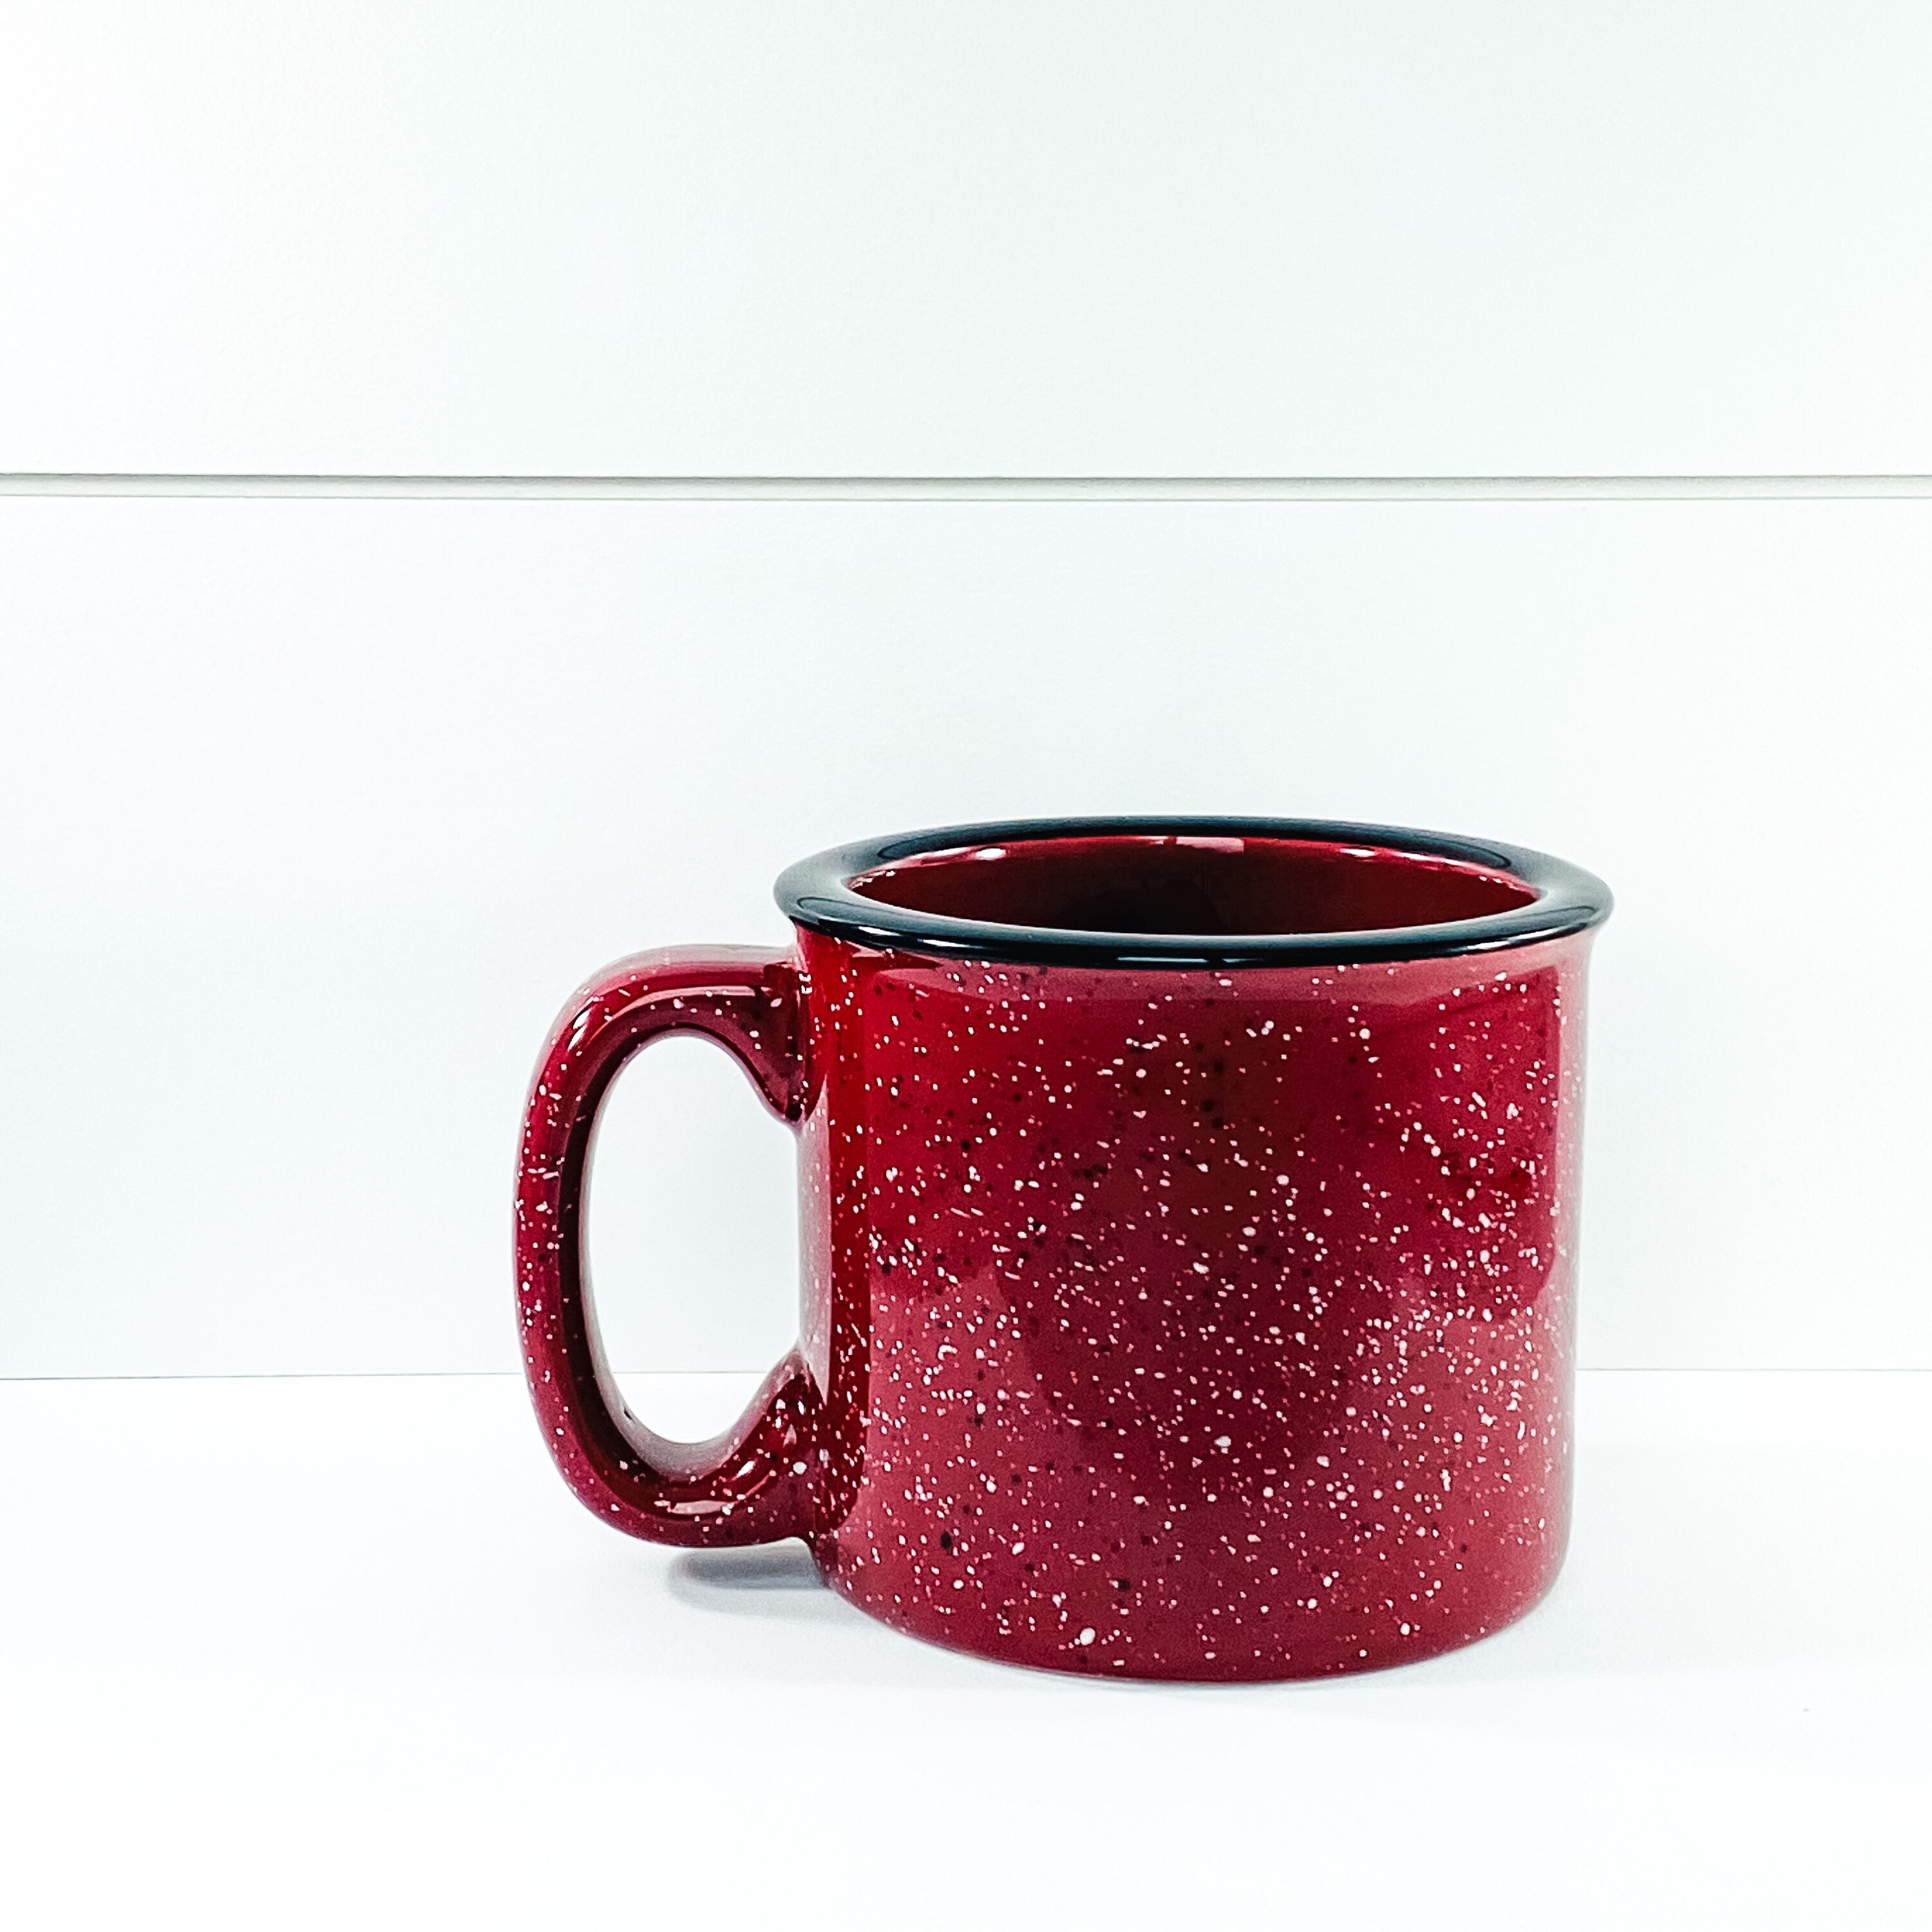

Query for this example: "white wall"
[3,496,1927,1376]
[5,3,1932,476]
[5,13,1928,1379]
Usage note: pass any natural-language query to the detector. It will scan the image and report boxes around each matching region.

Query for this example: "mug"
[515,817,1611,1680]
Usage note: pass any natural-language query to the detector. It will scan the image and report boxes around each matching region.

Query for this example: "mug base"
[815,1547,1564,1684]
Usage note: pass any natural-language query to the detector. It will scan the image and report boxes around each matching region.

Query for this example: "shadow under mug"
[515,817,1611,1681]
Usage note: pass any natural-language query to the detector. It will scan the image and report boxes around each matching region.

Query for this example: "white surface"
[0,1370,1925,1930]
[4,496,1931,1376]
[6,4,1932,477]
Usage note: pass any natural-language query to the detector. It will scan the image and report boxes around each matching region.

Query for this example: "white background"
[5,17,1931,1928]
[1,12,1929,1380]
[5,1,1932,477]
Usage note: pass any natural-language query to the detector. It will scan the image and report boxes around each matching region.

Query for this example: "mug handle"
[515,947,817,1546]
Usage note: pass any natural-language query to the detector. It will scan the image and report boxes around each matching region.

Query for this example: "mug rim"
[775,816,1613,969]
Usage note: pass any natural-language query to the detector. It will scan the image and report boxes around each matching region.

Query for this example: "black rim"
[775,817,1613,969]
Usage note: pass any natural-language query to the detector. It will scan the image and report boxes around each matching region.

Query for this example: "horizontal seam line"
[5,473,1932,501]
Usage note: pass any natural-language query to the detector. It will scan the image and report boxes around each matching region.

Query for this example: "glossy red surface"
[516,834,1601,1681]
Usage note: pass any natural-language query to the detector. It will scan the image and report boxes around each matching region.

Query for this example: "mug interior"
[850,834,1536,939]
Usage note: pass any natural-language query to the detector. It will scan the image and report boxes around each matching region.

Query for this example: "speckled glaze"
[516,820,1609,1681]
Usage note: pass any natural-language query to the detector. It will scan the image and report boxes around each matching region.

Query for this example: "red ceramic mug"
[516,818,1611,1680]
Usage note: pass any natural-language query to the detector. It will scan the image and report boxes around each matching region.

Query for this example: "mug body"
[781,824,1605,1680]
